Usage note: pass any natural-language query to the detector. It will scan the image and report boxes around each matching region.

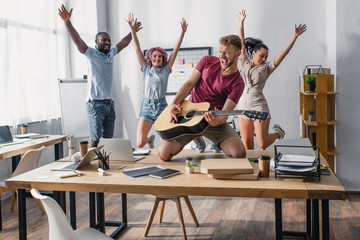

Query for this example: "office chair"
[30,188,113,240]
[0,146,45,215]
[145,195,199,240]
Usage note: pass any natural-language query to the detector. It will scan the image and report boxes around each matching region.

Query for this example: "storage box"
[310,68,330,74]
[303,65,331,75]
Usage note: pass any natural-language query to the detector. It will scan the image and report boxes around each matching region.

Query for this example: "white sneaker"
[193,137,206,153]
[210,143,222,153]
[272,124,285,139]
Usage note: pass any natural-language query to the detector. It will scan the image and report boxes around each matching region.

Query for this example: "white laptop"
[51,145,103,171]
[98,138,145,162]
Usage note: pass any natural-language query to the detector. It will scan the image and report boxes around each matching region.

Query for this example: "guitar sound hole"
[185,110,196,119]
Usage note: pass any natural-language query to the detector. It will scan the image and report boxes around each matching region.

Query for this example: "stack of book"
[200,158,259,180]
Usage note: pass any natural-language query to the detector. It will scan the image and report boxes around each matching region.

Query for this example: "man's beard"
[221,55,236,69]
[97,44,110,54]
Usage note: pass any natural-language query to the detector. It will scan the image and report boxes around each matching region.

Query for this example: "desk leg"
[54,142,63,160]
[53,191,66,212]
[276,198,312,239]
[60,191,66,211]
[322,199,329,240]
[122,193,127,224]
[96,193,105,233]
[89,193,96,228]
[94,193,128,238]
[306,199,311,236]
[275,198,282,240]
[70,192,76,229]
[18,189,27,240]
[12,155,21,172]
[108,193,127,239]
[0,193,2,231]
[90,193,127,237]
[312,199,319,240]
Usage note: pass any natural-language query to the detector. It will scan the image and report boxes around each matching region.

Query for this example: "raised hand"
[274,23,308,67]
[180,18,188,33]
[126,13,143,32]
[237,9,247,23]
[135,21,143,32]
[294,24,307,38]
[126,13,135,29]
[58,4,72,22]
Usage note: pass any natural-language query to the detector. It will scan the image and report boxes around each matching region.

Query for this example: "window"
[0,0,97,126]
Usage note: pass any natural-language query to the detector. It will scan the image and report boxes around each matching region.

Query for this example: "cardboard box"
[201,158,253,174]
[209,163,259,180]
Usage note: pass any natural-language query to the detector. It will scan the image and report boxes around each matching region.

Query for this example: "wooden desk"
[0,135,66,231]
[0,135,67,171]
[6,149,345,240]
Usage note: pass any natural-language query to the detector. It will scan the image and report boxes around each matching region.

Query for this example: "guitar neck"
[194,110,245,116]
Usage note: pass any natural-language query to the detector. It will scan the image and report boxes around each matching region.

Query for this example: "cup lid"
[259,155,271,160]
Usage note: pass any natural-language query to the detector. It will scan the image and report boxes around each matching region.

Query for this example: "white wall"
[335,0,360,191]
[325,0,337,72]
[107,0,327,148]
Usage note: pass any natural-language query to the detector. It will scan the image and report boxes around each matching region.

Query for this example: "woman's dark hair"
[244,37,268,60]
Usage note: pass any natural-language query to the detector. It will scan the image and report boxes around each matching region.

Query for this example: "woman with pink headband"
[126,13,188,148]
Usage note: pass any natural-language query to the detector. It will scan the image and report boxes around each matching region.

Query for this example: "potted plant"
[308,110,315,121]
[306,74,316,92]
[185,157,194,173]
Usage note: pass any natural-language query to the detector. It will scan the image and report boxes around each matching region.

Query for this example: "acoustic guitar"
[154,100,268,140]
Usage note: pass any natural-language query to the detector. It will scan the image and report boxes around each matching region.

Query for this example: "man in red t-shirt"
[158,35,245,161]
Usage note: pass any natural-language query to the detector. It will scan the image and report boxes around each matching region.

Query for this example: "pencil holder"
[98,157,110,170]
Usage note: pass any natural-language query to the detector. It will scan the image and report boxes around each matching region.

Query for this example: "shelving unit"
[299,73,339,171]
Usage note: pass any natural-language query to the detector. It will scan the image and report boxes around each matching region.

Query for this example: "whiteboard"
[58,79,89,138]
[144,47,212,95]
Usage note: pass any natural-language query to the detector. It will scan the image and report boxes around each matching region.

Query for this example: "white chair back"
[12,146,45,177]
[30,188,78,240]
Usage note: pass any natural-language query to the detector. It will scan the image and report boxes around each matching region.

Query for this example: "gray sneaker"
[193,137,206,153]
[210,143,222,153]
[147,134,155,148]
[272,124,285,139]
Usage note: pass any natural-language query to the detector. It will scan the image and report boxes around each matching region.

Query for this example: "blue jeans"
[139,98,167,123]
[87,100,116,142]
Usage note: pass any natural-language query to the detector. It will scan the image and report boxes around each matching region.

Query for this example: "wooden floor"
[0,192,359,240]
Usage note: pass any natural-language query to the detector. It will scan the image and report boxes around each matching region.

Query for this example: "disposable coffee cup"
[21,125,28,134]
[259,155,271,178]
[79,141,89,157]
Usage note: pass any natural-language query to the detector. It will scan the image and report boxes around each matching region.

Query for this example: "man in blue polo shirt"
[59,4,141,147]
